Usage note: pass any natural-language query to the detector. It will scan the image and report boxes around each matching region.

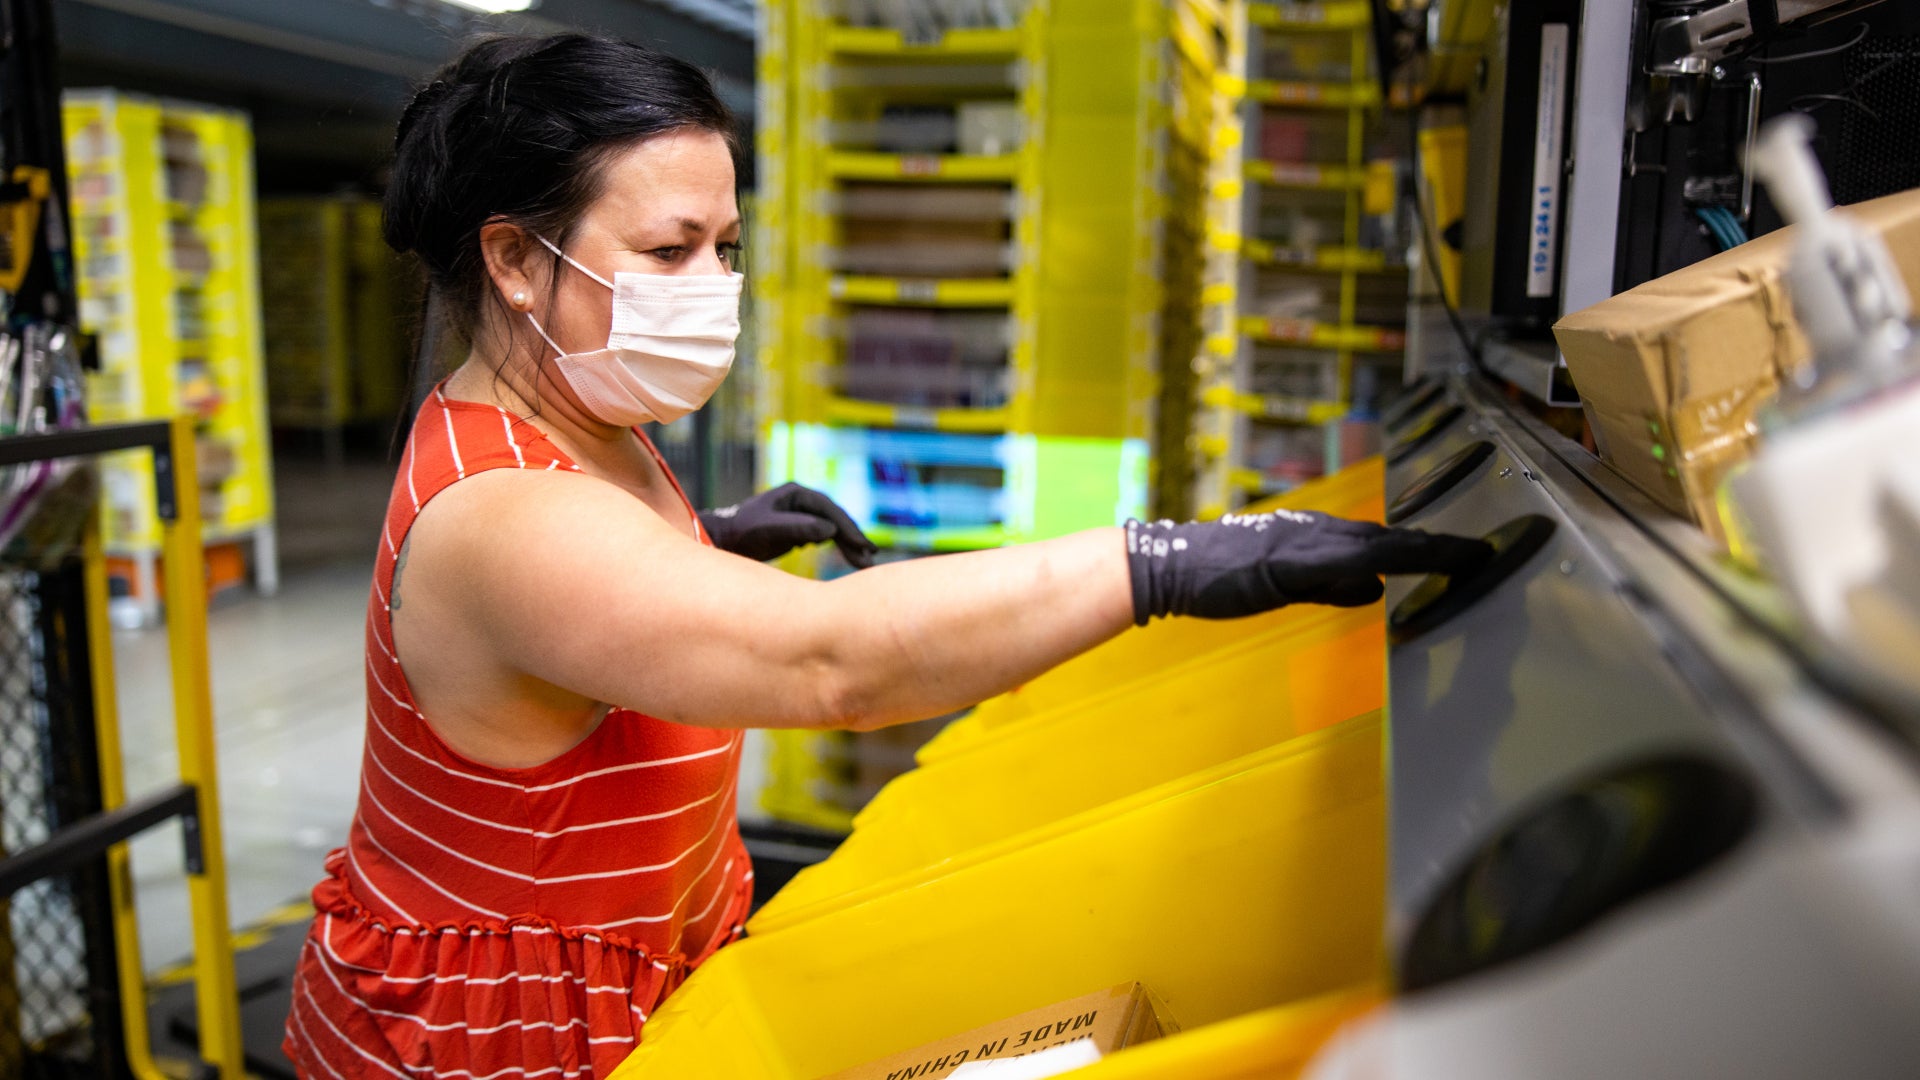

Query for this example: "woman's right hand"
[1124,511,1491,625]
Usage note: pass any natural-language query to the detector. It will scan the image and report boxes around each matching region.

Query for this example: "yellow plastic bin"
[612,715,1387,1080]
[1062,985,1383,1080]
[918,459,1385,762]
[751,611,1382,930]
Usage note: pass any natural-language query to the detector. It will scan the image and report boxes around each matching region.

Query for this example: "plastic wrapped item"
[957,101,1023,155]
[841,308,1012,408]
[1250,283,1330,321]
[835,183,1016,222]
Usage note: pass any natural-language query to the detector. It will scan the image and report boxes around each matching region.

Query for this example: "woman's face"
[533,128,740,356]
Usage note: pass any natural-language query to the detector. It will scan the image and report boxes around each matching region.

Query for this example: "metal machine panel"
[1368,372,1920,1076]
[1458,0,1581,331]
[1383,400,1741,942]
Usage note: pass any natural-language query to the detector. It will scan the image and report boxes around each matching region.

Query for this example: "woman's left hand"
[700,483,879,568]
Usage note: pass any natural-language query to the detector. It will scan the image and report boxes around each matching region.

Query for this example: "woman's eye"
[718,243,744,264]
[650,246,686,261]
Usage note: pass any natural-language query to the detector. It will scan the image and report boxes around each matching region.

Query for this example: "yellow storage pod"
[615,715,1385,1079]
[63,91,277,623]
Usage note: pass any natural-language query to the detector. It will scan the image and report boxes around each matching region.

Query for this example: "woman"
[285,32,1485,1079]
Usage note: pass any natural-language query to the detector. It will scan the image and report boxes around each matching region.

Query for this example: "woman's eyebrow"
[659,216,743,235]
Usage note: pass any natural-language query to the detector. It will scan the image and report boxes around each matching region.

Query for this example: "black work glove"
[700,483,880,568]
[1125,510,1492,626]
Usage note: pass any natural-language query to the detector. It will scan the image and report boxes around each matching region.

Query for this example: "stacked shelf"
[1194,0,1409,516]
[755,0,1189,827]
[258,196,413,453]
[63,92,276,625]
[772,0,1043,559]
[1154,0,1233,519]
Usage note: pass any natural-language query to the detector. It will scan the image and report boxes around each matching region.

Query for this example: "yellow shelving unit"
[755,0,1209,825]
[63,92,277,625]
[1194,0,1408,518]
[258,196,413,453]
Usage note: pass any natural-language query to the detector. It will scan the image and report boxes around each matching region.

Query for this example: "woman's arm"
[410,468,1133,731]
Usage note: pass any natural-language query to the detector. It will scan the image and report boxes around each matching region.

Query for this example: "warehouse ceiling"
[53,0,758,191]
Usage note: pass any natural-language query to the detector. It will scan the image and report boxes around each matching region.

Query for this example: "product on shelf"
[831,0,1031,32]
[842,308,1012,408]
[836,183,1015,221]
[956,100,1023,155]
[836,216,1012,278]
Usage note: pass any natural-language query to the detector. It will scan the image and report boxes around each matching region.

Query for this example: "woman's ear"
[479,218,540,312]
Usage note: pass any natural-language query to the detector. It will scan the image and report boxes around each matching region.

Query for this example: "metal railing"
[0,417,242,1080]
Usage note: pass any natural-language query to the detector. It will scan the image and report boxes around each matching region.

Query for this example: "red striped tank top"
[285,386,754,1079]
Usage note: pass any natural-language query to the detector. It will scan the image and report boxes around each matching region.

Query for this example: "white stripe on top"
[358,817,509,921]
[442,402,467,480]
[307,940,595,1039]
[364,705,733,793]
[406,429,421,511]
[498,410,527,469]
[367,736,724,838]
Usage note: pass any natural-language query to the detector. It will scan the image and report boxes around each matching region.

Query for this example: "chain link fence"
[0,565,124,1079]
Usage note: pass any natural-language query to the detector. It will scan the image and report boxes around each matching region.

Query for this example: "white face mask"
[526,234,743,426]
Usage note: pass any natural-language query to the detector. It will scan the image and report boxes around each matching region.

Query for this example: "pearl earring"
[511,290,529,308]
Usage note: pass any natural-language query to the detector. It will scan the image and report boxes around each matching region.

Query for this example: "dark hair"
[384,33,737,346]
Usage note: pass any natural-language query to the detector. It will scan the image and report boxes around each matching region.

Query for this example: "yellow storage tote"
[612,715,1387,1080]
[752,610,1381,931]
[918,457,1385,761]
[1064,985,1383,1080]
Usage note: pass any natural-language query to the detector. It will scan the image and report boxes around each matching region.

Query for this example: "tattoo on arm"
[390,536,411,612]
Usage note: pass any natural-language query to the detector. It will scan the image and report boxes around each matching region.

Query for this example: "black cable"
[1401,70,1481,367]
[1788,92,1881,120]
[1749,23,1869,64]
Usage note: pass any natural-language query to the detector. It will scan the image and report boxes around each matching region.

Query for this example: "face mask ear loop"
[532,233,615,290]
[524,312,569,360]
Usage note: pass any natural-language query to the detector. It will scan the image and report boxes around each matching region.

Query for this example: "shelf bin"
[752,612,1381,931]
[918,455,1384,762]
[613,715,1387,1080]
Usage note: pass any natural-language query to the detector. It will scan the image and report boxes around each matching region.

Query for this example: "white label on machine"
[1527,23,1570,298]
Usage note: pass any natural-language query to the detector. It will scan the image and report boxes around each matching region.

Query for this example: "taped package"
[1553,188,1920,544]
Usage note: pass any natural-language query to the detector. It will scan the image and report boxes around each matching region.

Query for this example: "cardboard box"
[1553,188,1920,543]
[819,983,1176,1080]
